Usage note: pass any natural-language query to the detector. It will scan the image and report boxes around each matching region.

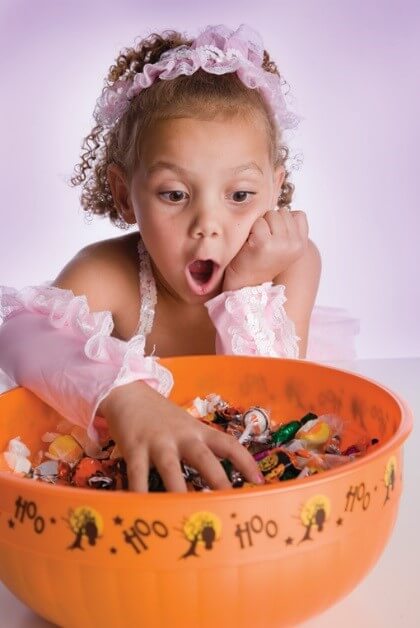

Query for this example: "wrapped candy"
[46,434,84,465]
[271,413,317,445]
[1,392,379,492]
[2,437,32,475]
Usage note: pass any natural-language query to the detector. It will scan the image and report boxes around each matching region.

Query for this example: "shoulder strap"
[135,236,157,352]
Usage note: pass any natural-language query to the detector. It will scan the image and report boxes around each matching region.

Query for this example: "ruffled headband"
[93,23,302,132]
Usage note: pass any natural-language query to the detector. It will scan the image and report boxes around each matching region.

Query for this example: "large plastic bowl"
[0,356,413,627]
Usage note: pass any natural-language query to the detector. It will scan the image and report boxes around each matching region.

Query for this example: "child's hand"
[223,209,309,292]
[98,381,264,492]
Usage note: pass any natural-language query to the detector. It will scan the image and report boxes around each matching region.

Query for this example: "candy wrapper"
[1,393,379,492]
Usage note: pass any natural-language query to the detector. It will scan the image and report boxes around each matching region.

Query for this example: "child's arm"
[272,239,322,358]
[98,378,264,492]
[0,247,264,491]
[0,243,172,445]
[204,214,321,359]
[204,281,302,358]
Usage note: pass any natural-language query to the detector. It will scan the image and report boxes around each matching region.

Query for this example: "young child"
[0,23,357,493]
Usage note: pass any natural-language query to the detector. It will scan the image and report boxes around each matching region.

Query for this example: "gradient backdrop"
[0,0,418,358]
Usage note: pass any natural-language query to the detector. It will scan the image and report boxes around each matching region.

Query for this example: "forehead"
[138,114,271,177]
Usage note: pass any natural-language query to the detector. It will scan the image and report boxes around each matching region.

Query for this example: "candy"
[47,435,84,465]
[258,449,291,473]
[296,420,331,446]
[242,406,270,433]
[72,457,106,488]
[34,460,59,481]
[271,412,317,445]
[3,451,32,475]
[7,436,31,458]
[264,464,286,482]
[280,464,301,481]
[88,474,115,490]
[2,437,32,474]
[271,421,301,444]
[2,394,378,493]
[57,460,72,482]
[148,467,167,492]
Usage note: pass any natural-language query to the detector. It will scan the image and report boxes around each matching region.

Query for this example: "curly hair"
[69,29,297,229]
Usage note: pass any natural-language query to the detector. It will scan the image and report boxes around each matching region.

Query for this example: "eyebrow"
[146,160,264,176]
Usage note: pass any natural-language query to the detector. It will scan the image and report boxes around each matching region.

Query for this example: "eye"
[230,191,257,203]
[158,190,257,204]
[159,191,187,203]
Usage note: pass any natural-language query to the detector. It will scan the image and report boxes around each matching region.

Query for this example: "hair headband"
[93,23,302,132]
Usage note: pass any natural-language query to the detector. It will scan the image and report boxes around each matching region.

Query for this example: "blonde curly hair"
[70,29,297,229]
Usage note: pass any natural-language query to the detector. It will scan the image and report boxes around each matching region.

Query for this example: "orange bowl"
[0,356,413,628]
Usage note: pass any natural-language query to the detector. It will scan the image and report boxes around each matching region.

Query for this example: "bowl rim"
[0,357,414,503]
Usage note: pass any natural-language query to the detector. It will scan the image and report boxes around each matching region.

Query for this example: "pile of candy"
[0,393,378,491]
[181,394,378,490]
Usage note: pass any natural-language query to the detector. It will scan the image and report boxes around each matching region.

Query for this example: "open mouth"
[185,259,222,295]
[189,260,214,284]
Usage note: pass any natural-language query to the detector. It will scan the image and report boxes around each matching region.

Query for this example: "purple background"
[0,0,418,358]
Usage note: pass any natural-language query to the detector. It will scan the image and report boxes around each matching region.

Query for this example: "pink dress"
[132,236,360,362]
[0,235,360,407]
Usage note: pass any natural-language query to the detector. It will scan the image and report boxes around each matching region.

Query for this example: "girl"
[0,23,357,493]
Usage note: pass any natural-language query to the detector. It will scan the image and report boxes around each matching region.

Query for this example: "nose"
[189,205,222,239]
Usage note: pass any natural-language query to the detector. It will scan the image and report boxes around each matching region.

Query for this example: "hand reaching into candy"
[222,208,309,292]
[98,380,265,492]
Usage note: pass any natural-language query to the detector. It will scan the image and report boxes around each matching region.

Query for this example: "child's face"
[121,113,284,305]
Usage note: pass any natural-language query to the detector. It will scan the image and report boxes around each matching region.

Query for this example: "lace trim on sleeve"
[0,282,173,397]
[222,282,300,358]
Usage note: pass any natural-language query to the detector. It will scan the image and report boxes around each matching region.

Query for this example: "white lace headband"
[93,23,302,132]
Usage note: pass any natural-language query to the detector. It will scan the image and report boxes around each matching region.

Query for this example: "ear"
[106,163,137,224]
[274,164,286,197]
[271,164,286,209]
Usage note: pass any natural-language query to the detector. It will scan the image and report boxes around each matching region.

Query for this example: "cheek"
[141,219,182,262]
[137,206,167,235]
[231,214,258,244]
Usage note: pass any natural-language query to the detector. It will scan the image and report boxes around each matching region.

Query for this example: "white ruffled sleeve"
[0,282,174,443]
[204,281,301,358]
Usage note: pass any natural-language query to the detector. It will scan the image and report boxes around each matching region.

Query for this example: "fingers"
[290,210,309,241]
[125,434,263,493]
[265,208,308,245]
[261,209,294,241]
[247,215,272,246]
[150,442,188,493]
[181,440,232,490]
[125,447,150,493]
[127,442,189,493]
[205,429,263,485]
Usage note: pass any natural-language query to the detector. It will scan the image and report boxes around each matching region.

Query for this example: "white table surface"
[0,357,419,628]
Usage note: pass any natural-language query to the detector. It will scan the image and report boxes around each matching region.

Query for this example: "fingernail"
[254,472,265,484]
